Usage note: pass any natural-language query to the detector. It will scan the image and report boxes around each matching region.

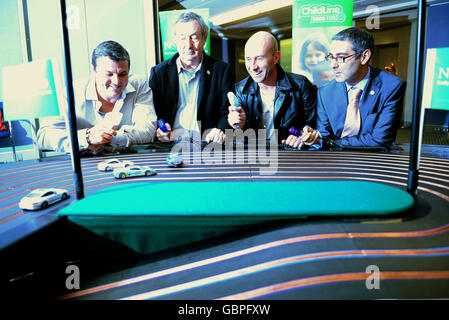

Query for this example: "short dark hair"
[91,40,130,70]
[332,27,374,58]
[175,11,209,39]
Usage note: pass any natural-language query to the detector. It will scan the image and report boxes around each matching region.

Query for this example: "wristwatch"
[86,128,93,145]
[84,128,104,155]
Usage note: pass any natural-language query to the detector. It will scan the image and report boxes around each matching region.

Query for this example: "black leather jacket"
[235,65,317,141]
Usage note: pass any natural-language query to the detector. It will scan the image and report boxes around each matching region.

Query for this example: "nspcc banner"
[159,9,210,61]
[292,0,353,87]
[422,47,449,111]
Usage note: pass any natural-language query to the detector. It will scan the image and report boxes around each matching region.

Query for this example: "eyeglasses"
[325,53,358,63]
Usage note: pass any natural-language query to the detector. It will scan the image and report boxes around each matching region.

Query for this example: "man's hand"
[156,123,172,142]
[300,126,320,145]
[228,106,246,130]
[282,134,304,149]
[281,126,320,149]
[205,128,226,144]
[87,124,117,148]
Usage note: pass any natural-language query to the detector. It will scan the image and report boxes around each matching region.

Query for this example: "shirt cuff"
[77,128,90,150]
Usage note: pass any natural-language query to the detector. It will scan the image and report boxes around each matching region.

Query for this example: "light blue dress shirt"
[172,57,202,139]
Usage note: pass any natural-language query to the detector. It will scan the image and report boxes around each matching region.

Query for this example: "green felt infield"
[58,181,415,254]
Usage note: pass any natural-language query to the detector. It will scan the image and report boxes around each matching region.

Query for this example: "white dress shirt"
[37,74,157,152]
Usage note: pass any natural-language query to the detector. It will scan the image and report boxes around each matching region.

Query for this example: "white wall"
[0,0,26,101]
[26,0,156,81]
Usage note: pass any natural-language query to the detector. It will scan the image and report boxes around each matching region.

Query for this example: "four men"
[37,18,406,154]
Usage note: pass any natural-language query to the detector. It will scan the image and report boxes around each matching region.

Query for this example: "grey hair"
[175,11,209,39]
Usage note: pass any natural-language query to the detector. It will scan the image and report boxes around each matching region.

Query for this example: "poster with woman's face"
[292,0,353,87]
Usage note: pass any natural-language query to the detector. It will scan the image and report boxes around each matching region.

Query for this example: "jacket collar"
[167,52,213,118]
[175,55,204,75]
[168,52,211,69]
[345,67,371,94]
[358,66,382,119]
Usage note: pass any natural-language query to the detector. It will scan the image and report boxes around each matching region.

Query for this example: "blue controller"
[158,119,167,132]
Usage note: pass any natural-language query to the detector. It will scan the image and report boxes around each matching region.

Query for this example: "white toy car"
[19,188,70,210]
[97,158,134,171]
[167,153,183,167]
[113,165,157,179]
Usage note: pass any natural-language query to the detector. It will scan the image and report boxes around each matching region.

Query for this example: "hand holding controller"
[282,126,319,149]
[103,111,123,129]
[86,111,122,147]
[158,119,167,132]
[227,92,245,130]
[299,126,321,146]
[156,119,171,142]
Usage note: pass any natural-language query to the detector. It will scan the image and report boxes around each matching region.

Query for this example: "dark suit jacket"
[316,67,406,148]
[149,53,234,133]
[235,65,317,141]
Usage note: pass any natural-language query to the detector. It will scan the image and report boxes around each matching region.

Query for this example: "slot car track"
[1,148,449,299]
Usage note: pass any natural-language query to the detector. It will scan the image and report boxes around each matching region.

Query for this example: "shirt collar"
[176,56,203,75]
[346,67,371,93]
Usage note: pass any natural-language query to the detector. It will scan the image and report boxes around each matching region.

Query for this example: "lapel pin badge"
[207,70,210,75]
[370,90,375,95]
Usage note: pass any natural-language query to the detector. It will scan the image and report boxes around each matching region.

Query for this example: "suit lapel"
[273,91,285,119]
[167,57,179,119]
[359,68,381,122]
[197,55,211,119]
[273,67,290,121]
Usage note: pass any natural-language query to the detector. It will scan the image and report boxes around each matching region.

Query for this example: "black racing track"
[1,147,448,301]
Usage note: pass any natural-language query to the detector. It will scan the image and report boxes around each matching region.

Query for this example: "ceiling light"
[210,0,293,26]
[353,0,417,17]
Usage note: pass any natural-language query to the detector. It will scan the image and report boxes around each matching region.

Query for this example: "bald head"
[244,31,280,86]
[245,31,278,54]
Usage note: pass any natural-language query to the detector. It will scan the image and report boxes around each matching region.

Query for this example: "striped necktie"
[341,87,362,138]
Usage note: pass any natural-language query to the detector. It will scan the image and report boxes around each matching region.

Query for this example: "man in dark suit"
[149,11,233,144]
[296,27,406,149]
